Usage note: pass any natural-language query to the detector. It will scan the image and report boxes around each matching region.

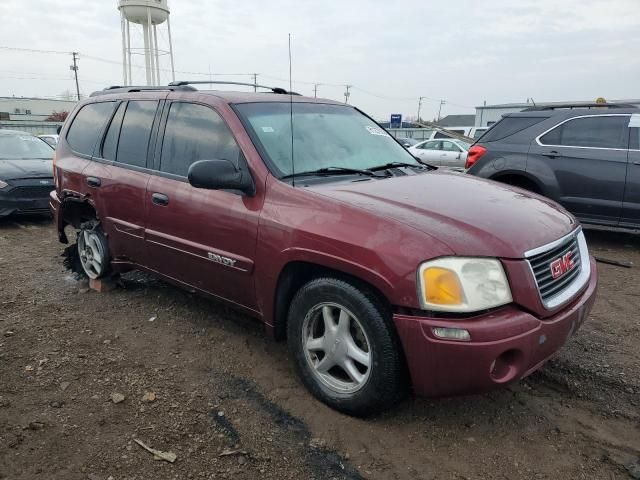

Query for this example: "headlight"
[417,257,512,313]
[0,180,8,189]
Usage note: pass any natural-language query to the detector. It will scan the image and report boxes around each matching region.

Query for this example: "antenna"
[288,34,295,187]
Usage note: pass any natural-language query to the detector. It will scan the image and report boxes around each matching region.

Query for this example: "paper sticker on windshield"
[629,114,640,128]
[365,126,388,136]
[261,126,275,133]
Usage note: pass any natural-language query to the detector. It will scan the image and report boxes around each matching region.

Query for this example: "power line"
[0,45,474,110]
[0,45,71,55]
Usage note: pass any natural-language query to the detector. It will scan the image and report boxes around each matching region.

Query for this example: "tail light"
[465,145,487,169]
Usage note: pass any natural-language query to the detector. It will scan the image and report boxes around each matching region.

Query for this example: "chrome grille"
[527,233,581,304]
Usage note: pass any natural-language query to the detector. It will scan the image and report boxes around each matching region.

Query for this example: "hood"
[308,171,577,258]
[0,159,53,180]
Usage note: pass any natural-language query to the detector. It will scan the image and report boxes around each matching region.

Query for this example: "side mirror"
[188,159,255,196]
[56,125,62,134]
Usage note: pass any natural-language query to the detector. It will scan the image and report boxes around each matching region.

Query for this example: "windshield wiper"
[281,166,385,180]
[368,161,436,171]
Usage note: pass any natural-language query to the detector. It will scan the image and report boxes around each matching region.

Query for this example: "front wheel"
[287,277,407,416]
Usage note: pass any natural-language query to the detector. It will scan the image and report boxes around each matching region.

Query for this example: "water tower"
[118,0,175,86]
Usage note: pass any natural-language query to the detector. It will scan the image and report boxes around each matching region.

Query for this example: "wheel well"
[491,174,541,194]
[272,261,391,341]
[57,199,98,244]
[61,199,97,229]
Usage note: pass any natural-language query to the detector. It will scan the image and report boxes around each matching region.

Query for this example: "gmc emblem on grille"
[550,251,575,279]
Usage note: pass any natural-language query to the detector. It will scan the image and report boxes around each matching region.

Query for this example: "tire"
[287,277,407,416]
[77,223,111,279]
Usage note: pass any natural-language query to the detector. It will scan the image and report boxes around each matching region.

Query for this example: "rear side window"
[66,102,116,156]
[480,116,546,142]
[116,101,158,168]
[159,102,240,177]
[441,140,461,152]
[101,102,126,161]
[540,115,629,149]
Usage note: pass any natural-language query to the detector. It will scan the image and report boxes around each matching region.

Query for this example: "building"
[0,96,77,134]
[434,114,475,128]
[474,99,640,127]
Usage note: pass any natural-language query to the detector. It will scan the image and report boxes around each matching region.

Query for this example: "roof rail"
[168,80,300,95]
[90,85,197,97]
[522,103,638,111]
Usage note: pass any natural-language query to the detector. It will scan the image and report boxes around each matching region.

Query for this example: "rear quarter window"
[66,102,116,156]
[479,116,546,143]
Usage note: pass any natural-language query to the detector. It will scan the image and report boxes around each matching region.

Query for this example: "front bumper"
[394,256,598,398]
[0,184,53,217]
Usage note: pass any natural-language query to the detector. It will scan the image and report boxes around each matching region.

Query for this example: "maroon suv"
[50,83,598,415]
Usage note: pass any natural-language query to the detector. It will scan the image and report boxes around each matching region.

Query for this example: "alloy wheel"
[77,229,107,279]
[302,303,372,394]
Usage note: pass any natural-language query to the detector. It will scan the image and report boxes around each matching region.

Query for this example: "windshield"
[0,134,53,159]
[235,102,420,177]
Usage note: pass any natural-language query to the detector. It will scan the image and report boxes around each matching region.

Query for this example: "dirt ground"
[1,218,639,480]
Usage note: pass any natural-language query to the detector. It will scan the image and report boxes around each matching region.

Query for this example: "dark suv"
[466,104,640,229]
[51,83,597,415]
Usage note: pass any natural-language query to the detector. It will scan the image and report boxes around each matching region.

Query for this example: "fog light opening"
[432,327,471,341]
[489,349,523,383]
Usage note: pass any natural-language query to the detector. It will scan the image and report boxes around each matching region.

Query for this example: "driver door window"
[420,141,441,150]
[160,102,240,177]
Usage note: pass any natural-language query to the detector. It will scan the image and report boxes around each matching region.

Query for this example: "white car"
[408,138,470,169]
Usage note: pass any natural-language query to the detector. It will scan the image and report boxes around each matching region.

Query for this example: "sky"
[0,0,639,121]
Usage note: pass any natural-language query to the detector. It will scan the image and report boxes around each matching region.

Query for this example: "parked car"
[0,129,54,218]
[466,104,640,229]
[51,84,597,415]
[39,134,59,148]
[409,138,470,168]
[395,137,420,148]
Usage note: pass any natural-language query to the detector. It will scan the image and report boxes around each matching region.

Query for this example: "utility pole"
[417,96,426,122]
[313,84,320,98]
[437,99,446,121]
[70,52,80,101]
[252,73,258,92]
[344,85,352,104]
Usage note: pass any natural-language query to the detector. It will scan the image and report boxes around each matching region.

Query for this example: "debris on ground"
[133,438,177,463]
[594,256,633,268]
[219,448,248,457]
[111,393,125,404]
[141,391,156,402]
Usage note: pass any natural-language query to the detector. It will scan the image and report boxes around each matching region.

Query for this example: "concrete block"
[89,277,117,293]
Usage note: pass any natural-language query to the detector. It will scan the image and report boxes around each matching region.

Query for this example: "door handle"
[151,192,169,206]
[633,161,640,166]
[543,150,560,158]
[86,176,101,188]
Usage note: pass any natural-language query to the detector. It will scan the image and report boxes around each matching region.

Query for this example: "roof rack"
[522,103,638,111]
[168,80,300,95]
[90,85,197,97]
